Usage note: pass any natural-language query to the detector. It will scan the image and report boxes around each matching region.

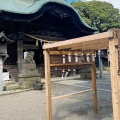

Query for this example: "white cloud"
[100,0,120,8]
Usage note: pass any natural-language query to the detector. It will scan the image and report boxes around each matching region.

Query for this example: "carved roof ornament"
[0,32,14,44]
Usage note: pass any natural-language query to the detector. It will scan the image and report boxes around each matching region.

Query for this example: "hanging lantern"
[68,53,71,62]
[92,54,95,61]
[86,53,90,62]
[62,55,65,64]
[74,53,78,63]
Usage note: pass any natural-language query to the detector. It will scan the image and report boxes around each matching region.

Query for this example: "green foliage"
[72,1,120,32]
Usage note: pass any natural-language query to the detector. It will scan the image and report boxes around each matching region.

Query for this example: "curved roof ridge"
[23,0,94,29]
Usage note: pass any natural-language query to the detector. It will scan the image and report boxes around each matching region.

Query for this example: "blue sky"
[67,0,120,9]
[67,0,77,2]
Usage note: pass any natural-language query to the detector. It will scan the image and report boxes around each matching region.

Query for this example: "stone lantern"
[0,32,14,92]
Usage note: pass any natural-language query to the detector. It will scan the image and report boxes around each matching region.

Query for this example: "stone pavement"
[0,72,113,120]
[102,116,113,120]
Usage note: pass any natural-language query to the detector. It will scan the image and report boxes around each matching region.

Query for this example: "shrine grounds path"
[0,72,112,120]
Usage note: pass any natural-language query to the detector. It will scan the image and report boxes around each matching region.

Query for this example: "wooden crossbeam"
[71,41,108,50]
[58,39,109,50]
[52,89,93,100]
[58,43,81,50]
[49,51,85,55]
[50,62,92,67]
[72,44,109,50]
[93,47,108,50]
[82,45,108,50]
[43,31,113,49]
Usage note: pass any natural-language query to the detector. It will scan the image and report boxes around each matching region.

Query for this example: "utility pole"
[98,50,103,78]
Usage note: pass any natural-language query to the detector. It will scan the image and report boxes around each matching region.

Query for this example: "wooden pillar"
[91,61,98,114]
[44,50,52,120]
[109,30,120,120]
[17,40,23,71]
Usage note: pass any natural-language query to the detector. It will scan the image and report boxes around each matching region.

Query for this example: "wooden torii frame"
[43,28,120,120]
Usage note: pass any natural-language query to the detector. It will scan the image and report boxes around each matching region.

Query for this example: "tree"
[71,1,120,32]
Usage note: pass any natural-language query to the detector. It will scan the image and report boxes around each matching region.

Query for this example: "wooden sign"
[23,44,39,50]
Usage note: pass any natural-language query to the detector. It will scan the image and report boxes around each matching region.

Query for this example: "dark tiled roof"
[0,0,97,37]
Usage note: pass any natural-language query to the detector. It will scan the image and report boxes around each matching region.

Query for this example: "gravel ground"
[0,73,113,120]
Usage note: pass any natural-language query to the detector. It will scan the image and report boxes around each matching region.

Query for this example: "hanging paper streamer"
[92,54,95,61]
[41,41,42,45]
[68,69,70,71]
[36,40,38,46]
[65,71,69,77]
[107,49,110,61]
[68,53,71,62]
[86,54,90,62]
[55,67,57,71]
[72,69,76,76]
[62,69,65,79]
[74,53,78,62]
[62,55,65,64]
[98,50,101,56]
[81,54,85,62]
[79,54,84,62]
[73,69,76,71]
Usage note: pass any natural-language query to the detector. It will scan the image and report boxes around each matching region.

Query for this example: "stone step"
[3,80,19,91]
[8,69,18,82]
[3,65,18,82]
[3,81,18,86]
[9,69,17,71]
[5,84,19,91]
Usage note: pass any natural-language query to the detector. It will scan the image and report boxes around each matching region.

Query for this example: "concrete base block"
[21,63,36,70]
[20,69,38,75]
[18,77,41,89]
